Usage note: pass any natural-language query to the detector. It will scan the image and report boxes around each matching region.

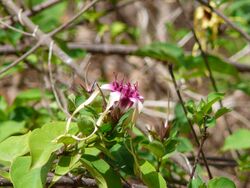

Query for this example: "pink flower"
[101,78,144,113]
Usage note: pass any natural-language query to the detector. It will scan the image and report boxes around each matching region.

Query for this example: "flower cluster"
[101,78,144,113]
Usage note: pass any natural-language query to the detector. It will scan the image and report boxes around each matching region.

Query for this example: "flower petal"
[137,101,144,113]
[100,84,113,91]
[107,91,121,109]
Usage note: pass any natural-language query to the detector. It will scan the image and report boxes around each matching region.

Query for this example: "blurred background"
[0,0,250,187]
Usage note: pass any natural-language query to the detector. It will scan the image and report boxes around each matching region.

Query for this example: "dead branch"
[0,0,99,78]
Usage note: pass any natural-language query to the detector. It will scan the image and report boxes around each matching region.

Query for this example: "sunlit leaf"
[0,121,26,142]
[188,177,206,188]
[203,92,224,114]
[10,156,53,188]
[50,154,81,187]
[208,177,236,188]
[176,137,193,153]
[141,140,165,158]
[110,22,127,38]
[0,133,30,164]
[223,129,250,150]
[29,122,77,169]
[135,42,184,65]
[139,160,167,188]
[80,156,108,188]
[215,107,231,119]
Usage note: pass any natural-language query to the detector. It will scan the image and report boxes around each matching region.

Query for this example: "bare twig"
[0,42,41,75]
[0,0,100,78]
[168,64,213,179]
[190,126,208,179]
[177,32,193,47]
[68,43,138,55]
[96,83,107,109]
[2,42,250,72]
[68,43,250,73]
[229,45,250,62]
[228,61,250,73]
[188,156,237,163]
[0,43,27,54]
[0,19,35,36]
[170,153,192,176]
[48,41,70,117]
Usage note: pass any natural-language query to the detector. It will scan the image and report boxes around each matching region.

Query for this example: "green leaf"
[0,96,7,111]
[14,89,42,105]
[176,137,193,153]
[0,169,10,180]
[0,133,30,164]
[139,160,167,188]
[238,154,250,172]
[117,109,133,127]
[206,116,216,128]
[223,129,250,150]
[193,111,204,126]
[29,122,77,169]
[109,143,134,175]
[208,177,236,188]
[50,154,81,187]
[95,143,114,160]
[215,107,231,119]
[110,21,127,38]
[164,138,178,154]
[203,93,224,114]
[80,156,108,188]
[0,121,26,142]
[90,156,122,188]
[81,154,122,188]
[207,93,224,103]
[174,104,190,133]
[58,38,86,58]
[135,42,184,65]
[184,55,238,76]
[186,100,196,114]
[83,10,104,23]
[32,2,66,32]
[56,134,77,145]
[188,177,206,188]
[234,80,250,96]
[10,156,53,188]
[141,140,165,158]
[77,115,95,136]
[207,56,238,76]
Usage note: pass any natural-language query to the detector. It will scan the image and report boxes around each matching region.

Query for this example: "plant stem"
[190,120,208,180]
[168,64,213,179]
[176,0,241,159]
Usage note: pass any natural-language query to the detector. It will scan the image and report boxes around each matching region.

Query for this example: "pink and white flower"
[101,78,144,113]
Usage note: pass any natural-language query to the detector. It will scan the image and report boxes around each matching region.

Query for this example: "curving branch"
[1,42,250,73]
[168,64,213,179]
[68,43,138,55]
[0,0,100,78]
